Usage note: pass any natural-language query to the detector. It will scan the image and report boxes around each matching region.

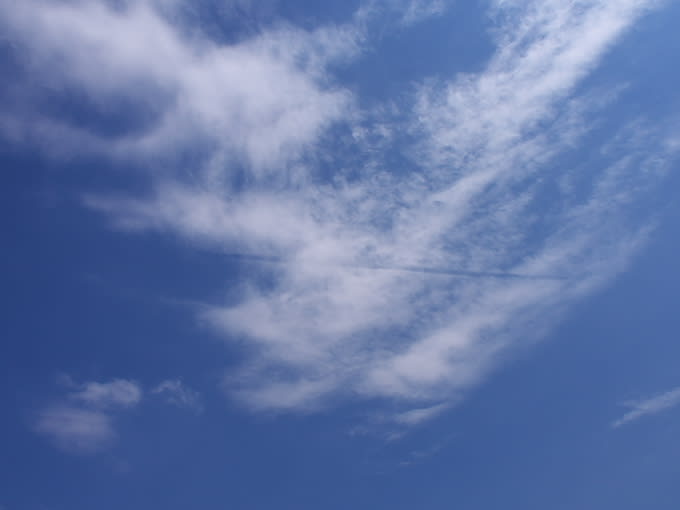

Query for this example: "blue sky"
[2,0,680,508]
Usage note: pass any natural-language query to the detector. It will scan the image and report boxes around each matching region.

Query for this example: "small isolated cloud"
[69,379,142,409]
[152,380,202,412]
[612,386,680,428]
[35,378,142,454]
[35,405,115,454]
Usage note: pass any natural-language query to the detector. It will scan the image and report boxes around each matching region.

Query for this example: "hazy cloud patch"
[34,378,141,454]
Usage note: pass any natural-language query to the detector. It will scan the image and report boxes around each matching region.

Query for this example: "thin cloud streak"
[612,387,680,428]
[217,252,570,281]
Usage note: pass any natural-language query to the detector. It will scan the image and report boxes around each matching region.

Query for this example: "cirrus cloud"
[5,0,679,428]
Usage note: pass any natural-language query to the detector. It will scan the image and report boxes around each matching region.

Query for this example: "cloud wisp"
[0,0,360,173]
[35,406,119,454]
[69,379,143,409]
[152,379,203,413]
[612,387,680,428]
[34,377,201,453]
[35,378,142,454]
[4,0,679,425]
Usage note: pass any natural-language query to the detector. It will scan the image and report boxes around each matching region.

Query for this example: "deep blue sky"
[2,1,680,509]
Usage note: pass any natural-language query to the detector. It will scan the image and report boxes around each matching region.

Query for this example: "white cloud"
[181,0,674,415]
[152,379,202,412]
[35,377,201,453]
[35,405,116,454]
[612,387,680,428]
[393,403,449,426]
[6,0,679,425]
[400,0,446,25]
[69,379,142,408]
[0,0,359,173]
[35,378,142,454]
[414,0,662,166]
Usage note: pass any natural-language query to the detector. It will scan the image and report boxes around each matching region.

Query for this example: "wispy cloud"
[612,387,680,428]
[5,0,679,426]
[68,379,142,409]
[400,0,446,25]
[152,379,203,412]
[35,405,118,454]
[398,436,453,467]
[0,0,359,171]
[35,376,200,453]
[393,403,449,427]
[35,378,142,454]
[359,0,449,27]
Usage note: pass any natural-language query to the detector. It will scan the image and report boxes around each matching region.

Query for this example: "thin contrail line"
[360,264,569,281]
[221,253,569,281]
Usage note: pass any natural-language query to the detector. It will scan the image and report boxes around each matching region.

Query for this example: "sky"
[1,0,680,508]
